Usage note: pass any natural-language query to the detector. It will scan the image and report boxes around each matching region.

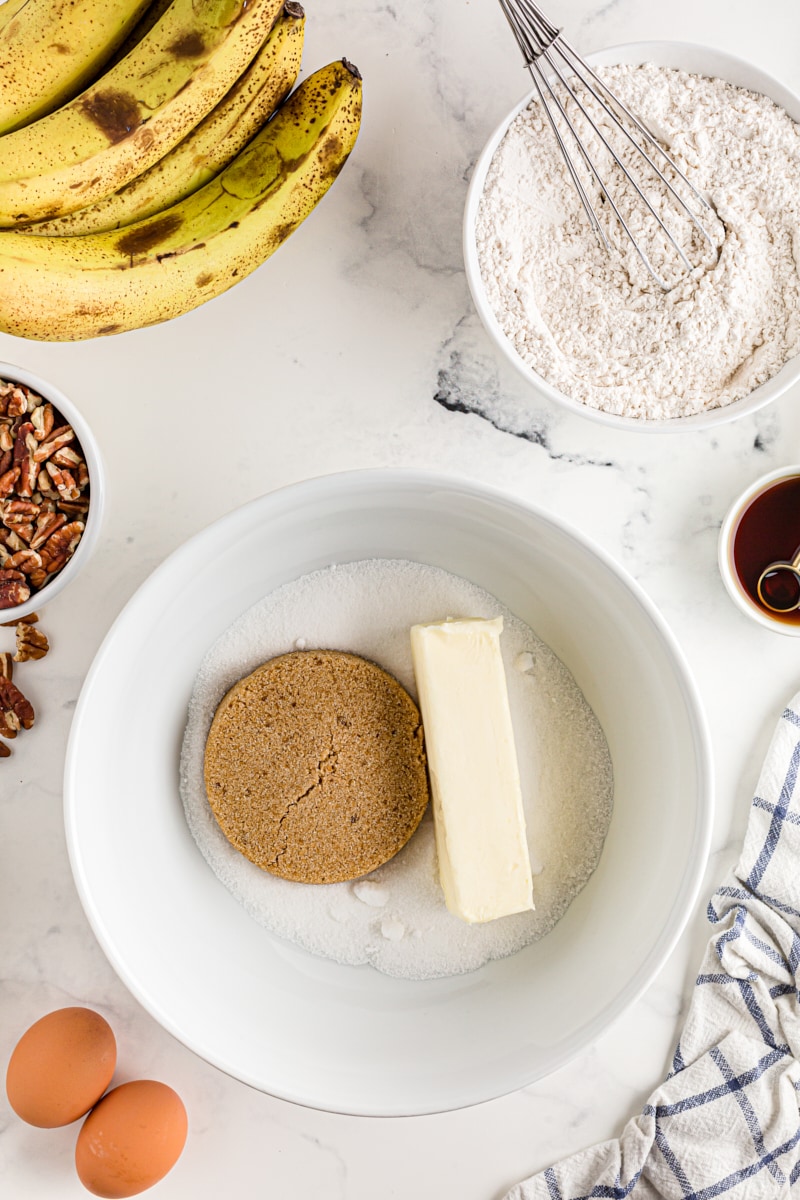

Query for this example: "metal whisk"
[497,0,721,291]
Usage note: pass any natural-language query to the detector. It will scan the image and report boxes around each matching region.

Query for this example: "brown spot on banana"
[80,90,142,144]
[195,272,214,287]
[273,221,298,244]
[115,212,184,257]
[319,135,343,168]
[167,31,206,58]
[323,150,350,185]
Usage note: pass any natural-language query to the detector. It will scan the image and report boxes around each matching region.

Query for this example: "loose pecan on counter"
[0,674,34,738]
[0,615,47,758]
[14,622,49,662]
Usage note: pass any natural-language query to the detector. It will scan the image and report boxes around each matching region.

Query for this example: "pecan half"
[0,465,19,498]
[2,517,33,544]
[44,460,80,503]
[0,528,24,554]
[8,549,42,575]
[1,610,38,626]
[40,520,83,574]
[14,622,48,662]
[52,446,82,470]
[0,651,12,679]
[57,498,89,518]
[4,388,28,419]
[0,675,34,732]
[0,739,10,758]
[29,510,65,551]
[4,499,40,520]
[33,424,74,464]
[36,468,59,500]
[4,504,38,543]
[13,421,37,498]
[0,569,30,609]
[30,402,54,442]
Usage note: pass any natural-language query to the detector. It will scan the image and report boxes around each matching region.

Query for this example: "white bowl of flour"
[65,470,713,1114]
[465,42,800,429]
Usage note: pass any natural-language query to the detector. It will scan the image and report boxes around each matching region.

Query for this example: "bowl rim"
[63,467,715,1113]
[718,464,800,636]
[0,359,104,621]
[463,39,800,433]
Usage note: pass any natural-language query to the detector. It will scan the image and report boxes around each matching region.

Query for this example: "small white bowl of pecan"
[0,361,103,621]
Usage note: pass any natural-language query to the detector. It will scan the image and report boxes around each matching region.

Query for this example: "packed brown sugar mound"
[203,649,430,884]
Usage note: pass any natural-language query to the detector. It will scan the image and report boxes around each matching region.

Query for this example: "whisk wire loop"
[559,38,720,254]
[496,0,721,290]
[570,49,715,217]
[542,50,696,284]
[528,67,610,248]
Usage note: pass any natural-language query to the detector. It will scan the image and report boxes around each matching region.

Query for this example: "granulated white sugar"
[180,559,613,980]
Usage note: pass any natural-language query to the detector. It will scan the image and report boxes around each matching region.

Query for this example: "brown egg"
[5,1006,116,1128]
[75,1079,188,1198]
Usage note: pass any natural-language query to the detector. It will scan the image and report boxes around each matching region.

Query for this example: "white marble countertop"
[3,0,800,1195]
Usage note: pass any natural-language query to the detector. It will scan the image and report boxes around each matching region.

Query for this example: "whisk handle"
[497,0,561,66]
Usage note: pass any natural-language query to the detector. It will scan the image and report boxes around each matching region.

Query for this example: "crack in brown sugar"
[273,741,338,866]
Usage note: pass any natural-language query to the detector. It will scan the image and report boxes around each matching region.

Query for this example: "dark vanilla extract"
[732,475,800,625]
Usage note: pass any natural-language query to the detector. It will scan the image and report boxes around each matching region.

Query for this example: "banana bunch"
[0,0,361,339]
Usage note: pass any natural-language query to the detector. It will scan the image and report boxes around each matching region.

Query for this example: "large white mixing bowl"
[464,42,800,432]
[64,471,713,1114]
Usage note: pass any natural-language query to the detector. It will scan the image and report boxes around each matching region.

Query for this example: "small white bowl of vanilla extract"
[719,466,800,634]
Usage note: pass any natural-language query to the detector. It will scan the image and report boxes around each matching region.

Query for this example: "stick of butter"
[410,616,534,924]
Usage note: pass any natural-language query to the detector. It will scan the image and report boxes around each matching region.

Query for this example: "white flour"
[180,559,613,981]
[476,64,800,420]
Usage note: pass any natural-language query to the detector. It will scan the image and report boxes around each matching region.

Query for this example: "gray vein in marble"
[434,315,618,466]
[618,477,652,561]
[749,406,780,455]
[295,1131,348,1200]
[432,384,613,466]
[580,0,625,32]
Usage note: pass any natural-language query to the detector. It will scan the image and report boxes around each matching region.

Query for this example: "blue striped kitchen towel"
[506,696,800,1200]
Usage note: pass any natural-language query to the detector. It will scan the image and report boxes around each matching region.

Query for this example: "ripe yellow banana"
[0,0,153,134]
[0,0,284,227]
[0,58,362,340]
[28,2,305,237]
[107,0,176,68]
[0,0,30,34]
